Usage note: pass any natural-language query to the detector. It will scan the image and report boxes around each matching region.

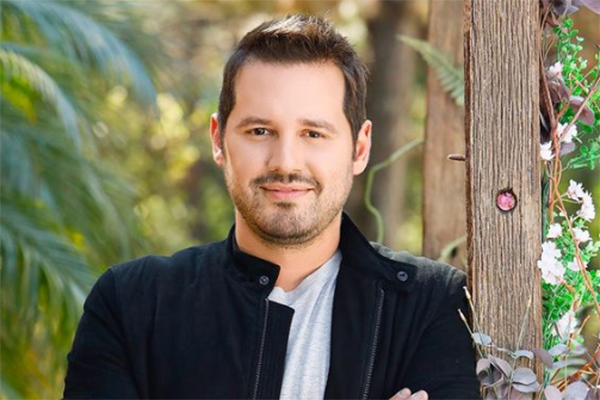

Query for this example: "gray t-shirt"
[267,250,342,400]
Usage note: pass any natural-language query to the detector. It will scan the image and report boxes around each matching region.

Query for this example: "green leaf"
[398,35,464,107]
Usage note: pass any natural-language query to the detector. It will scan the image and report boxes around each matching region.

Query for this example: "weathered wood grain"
[423,0,467,269]
[464,0,542,356]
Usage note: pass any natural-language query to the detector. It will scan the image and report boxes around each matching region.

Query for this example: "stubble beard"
[224,167,353,249]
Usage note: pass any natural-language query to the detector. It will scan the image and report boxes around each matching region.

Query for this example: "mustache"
[252,172,321,190]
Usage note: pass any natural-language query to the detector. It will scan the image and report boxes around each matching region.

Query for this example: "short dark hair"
[217,14,368,143]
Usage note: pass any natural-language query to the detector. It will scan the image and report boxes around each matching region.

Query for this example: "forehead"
[229,60,349,130]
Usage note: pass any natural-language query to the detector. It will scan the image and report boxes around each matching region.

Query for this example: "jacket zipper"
[361,287,385,399]
[252,298,270,399]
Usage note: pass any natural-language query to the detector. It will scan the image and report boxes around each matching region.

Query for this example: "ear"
[210,113,225,168]
[352,120,372,175]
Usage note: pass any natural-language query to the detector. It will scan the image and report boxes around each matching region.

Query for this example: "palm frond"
[0,48,82,147]
[1,117,142,264]
[398,35,464,107]
[1,194,95,325]
[0,194,94,399]
[3,0,156,105]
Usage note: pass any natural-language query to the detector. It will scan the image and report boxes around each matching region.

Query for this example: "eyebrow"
[234,117,273,130]
[297,118,338,135]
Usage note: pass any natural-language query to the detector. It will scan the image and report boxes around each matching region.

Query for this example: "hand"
[389,388,429,400]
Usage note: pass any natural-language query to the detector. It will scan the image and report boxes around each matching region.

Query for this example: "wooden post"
[464,0,542,355]
[423,0,466,269]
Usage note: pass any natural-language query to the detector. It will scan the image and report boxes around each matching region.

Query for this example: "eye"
[249,127,270,136]
[306,131,323,139]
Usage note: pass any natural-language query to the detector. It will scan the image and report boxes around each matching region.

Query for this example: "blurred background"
[0,0,598,398]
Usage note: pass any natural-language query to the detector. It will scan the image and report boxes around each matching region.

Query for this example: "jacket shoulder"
[370,242,466,296]
[107,241,224,291]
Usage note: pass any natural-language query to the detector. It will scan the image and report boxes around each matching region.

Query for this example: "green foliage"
[0,1,157,397]
[398,35,464,107]
[555,18,600,130]
[539,15,600,386]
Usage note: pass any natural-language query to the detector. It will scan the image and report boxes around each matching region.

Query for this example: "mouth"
[259,185,313,201]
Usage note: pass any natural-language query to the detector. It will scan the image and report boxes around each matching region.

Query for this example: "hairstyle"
[217,14,368,143]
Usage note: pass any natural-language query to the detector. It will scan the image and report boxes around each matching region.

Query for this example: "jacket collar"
[337,213,417,293]
[224,212,417,293]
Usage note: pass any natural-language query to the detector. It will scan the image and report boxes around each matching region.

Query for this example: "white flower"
[541,241,562,259]
[548,61,563,78]
[557,122,578,143]
[578,192,596,221]
[567,259,588,271]
[567,180,586,200]
[554,309,577,339]
[540,142,554,161]
[538,241,564,285]
[538,257,565,285]
[573,227,591,244]
[547,223,562,239]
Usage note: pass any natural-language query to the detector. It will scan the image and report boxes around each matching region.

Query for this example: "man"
[64,14,480,400]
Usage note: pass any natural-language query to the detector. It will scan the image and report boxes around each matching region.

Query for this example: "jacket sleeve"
[63,268,140,399]
[403,269,481,400]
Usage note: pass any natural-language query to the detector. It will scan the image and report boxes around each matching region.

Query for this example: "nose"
[267,133,302,173]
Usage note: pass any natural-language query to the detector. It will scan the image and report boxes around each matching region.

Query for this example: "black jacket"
[64,215,480,399]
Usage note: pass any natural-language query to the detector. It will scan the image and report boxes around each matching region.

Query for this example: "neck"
[234,213,342,292]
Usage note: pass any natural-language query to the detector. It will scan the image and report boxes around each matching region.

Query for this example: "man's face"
[210,61,371,247]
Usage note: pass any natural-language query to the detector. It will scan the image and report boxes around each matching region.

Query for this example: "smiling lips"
[260,185,313,201]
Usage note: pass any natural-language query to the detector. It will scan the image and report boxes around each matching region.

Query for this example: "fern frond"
[398,35,464,107]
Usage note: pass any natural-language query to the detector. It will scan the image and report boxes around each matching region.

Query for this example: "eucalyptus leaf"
[569,95,595,125]
[544,385,563,400]
[512,367,537,385]
[512,350,534,360]
[472,332,493,346]
[565,382,589,400]
[489,355,513,377]
[476,358,491,374]
[549,343,568,356]
[534,347,554,368]
[578,0,600,14]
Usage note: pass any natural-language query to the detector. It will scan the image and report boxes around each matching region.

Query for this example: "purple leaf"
[480,366,503,386]
[484,392,496,400]
[549,78,571,104]
[554,2,581,14]
[534,347,554,368]
[489,355,513,377]
[497,382,510,399]
[553,360,569,369]
[544,385,563,400]
[473,332,493,345]
[477,358,491,374]
[512,367,538,385]
[513,350,534,360]
[580,0,600,14]
[585,387,600,400]
[512,381,541,394]
[565,382,589,400]
[510,387,534,400]
[549,343,568,356]
[560,142,577,156]
[569,95,595,126]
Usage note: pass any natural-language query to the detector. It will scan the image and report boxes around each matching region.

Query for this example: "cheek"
[308,148,354,181]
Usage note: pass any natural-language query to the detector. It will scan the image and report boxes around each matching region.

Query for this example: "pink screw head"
[497,190,517,212]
